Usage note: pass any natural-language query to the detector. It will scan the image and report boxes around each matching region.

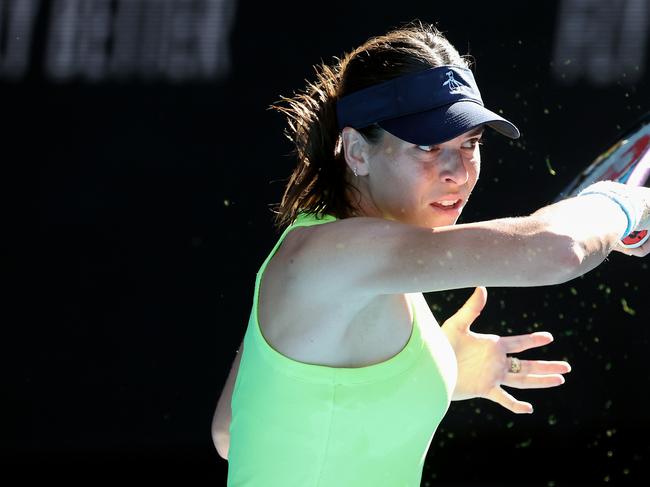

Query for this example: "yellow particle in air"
[621,298,636,315]
[545,156,556,176]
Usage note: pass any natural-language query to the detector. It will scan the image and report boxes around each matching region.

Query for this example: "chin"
[433,215,461,228]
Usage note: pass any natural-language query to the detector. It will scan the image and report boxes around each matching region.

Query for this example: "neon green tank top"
[227,211,458,486]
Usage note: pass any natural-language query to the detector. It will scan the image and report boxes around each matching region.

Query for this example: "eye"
[462,138,484,149]
[417,144,440,152]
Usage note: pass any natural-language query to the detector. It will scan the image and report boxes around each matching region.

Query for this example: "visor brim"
[377,101,520,146]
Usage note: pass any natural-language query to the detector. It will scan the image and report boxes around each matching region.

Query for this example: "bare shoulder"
[264,217,382,304]
[258,220,376,365]
[260,217,421,366]
[290,215,424,299]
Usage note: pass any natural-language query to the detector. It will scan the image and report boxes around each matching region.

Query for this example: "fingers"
[486,387,533,414]
[613,238,650,257]
[500,331,554,353]
[504,373,566,389]
[502,359,571,389]
[519,359,571,375]
[445,286,488,333]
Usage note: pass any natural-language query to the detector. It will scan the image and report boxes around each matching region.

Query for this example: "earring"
[353,167,358,177]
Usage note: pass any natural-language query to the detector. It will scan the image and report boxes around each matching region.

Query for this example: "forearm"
[530,193,628,281]
[212,338,244,460]
[422,191,628,291]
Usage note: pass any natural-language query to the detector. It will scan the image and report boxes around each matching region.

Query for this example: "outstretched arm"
[211,337,244,460]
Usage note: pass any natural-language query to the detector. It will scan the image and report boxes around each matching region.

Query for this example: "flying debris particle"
[545,156,556,176]
[548,414,557,426]
[604,361,612,371]
[570,287,578,295]
[224,199,231,207]
[515,438,532,448]
[621,298,636,316]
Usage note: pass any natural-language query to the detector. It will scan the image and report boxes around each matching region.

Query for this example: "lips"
[430,196,463,211]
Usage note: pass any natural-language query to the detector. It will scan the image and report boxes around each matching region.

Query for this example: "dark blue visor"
[336,65,520,146]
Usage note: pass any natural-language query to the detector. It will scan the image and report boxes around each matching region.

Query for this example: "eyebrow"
[466,127,485,137]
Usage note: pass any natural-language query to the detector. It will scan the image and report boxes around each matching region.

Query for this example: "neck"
[343,172,382,219]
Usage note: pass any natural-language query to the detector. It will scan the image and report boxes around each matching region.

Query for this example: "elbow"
[212,428,230,461]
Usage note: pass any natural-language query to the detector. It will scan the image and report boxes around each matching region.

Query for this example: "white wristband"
[577,181,639,240]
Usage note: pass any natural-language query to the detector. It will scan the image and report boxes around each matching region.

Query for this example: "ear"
[341,127,372,176]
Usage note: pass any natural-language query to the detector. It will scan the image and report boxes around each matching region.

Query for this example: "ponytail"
[269,60,357,232]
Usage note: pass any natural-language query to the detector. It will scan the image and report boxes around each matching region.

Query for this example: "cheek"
[469,153,481,181]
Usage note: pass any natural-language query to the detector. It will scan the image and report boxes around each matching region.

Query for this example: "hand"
[625,184,650,231]
[441,287,572,414]
[612,234,650,257]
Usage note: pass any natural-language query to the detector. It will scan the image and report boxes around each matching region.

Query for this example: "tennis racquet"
[554,112,650,249]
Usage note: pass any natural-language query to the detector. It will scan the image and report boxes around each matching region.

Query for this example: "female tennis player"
[212,20,650,486]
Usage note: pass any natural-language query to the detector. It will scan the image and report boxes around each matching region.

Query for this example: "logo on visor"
[442,71,463,93]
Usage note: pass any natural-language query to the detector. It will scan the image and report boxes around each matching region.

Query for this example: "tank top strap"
[290,211,337,228]
[255,211,337,280]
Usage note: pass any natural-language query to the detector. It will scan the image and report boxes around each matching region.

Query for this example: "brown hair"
[269,19,472,231]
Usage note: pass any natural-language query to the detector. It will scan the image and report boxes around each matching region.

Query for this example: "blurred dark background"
[5,0,650,485]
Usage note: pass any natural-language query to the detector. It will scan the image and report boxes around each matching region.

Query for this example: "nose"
[438,149,469,185]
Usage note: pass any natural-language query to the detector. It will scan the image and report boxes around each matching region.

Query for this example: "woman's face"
[346,126,483,228]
